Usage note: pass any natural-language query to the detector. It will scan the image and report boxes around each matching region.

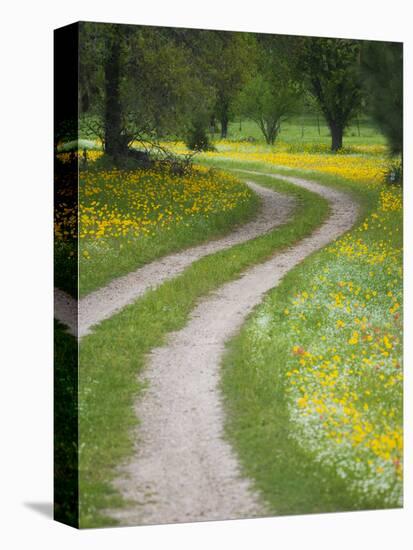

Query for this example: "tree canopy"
[361,41,403,155]
[73,23,402,161]
[298,37,363,151]
[79,23,205,160]
[235,34,301,145]
[236,74,300,144]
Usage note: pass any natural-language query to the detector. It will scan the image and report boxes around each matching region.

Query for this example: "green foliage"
[171,30,257,138]
[79,22,211,155]
[299,38,363,151]
[234,35,301,145]
[383,157,403,186]
[76,25,400,159]
[361,42,403,155]
[185,119,215,151]
[211,33,257,137]
[236,74,300,144]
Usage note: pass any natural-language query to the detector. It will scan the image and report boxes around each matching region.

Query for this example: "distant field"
[221,116,386,147]
[71,114,387,152]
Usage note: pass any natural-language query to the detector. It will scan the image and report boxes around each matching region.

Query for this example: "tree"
[103,27,124,159]
[212,33,256,138]
[299,38,363,151]
[79,23,203,162]
[361,41,403,155]
[163,28,225,143]
[236,74,299,144]
[235,35,300,145]
[170,29,256,139]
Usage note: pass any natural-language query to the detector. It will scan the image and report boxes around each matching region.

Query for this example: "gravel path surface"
[54,181,296,337]
[109,172,359,526]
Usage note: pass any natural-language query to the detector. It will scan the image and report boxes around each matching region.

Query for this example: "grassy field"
[78,169,329,527]
[75,114,386,148]
[220,116,387,147]
[56,119,401,525]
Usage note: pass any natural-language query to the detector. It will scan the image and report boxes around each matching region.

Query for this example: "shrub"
[185,120,215,152]
[384,158,403,186]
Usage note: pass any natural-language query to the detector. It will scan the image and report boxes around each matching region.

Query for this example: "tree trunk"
[220,113,229,139]
[330,122,343,151]
[210,114,216,134]
[260,119,278,145]
[268,120,280,145]
[267,129,276,145]
[104,34,127,161]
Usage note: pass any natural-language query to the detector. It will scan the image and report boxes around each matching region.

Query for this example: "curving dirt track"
[54,180,296,338]
[108,172,359,526]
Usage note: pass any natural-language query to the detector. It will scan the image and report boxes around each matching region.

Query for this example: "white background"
[0,0,411,548]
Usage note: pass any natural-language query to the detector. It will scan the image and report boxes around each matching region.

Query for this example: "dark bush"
[185,120,215,152]
[384,158,403,186]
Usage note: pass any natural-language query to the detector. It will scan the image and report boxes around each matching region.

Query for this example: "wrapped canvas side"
[54,22,79,529]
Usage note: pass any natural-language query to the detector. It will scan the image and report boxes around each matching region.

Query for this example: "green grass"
[220,116,386,147]
[78,168,330,527]
[220,166,402,514]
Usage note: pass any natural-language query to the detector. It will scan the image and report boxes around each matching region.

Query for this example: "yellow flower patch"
[55,166,252,243]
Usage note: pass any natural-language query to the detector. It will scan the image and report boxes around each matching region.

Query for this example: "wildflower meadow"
[54,22,403,529]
